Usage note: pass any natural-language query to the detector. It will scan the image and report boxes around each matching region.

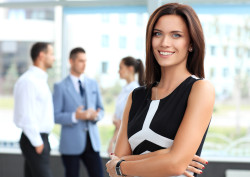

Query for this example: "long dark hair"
[122,56,145,86]
[145,3,205,87]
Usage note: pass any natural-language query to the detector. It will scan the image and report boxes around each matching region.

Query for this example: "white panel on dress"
[129,100,194,177]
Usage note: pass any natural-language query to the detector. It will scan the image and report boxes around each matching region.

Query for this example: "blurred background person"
[13,42,55,177]
[53,47,104,177]
[107,56,145,154]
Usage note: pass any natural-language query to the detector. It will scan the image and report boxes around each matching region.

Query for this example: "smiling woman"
[106,3,214,177]
[151,15,191,69]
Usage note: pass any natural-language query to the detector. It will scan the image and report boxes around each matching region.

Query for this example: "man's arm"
[53,83,74,125]
[91,81,104,123]
[13,80,43,149]
[53,83,94,124]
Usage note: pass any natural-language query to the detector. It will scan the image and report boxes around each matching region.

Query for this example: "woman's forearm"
[121,148,170,161]
[120,152,185,177]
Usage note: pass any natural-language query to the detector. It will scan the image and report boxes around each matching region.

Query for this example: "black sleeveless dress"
[127,76,209,177]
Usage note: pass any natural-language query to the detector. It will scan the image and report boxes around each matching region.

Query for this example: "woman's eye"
[153,32,162,36]
[172,34,181,38]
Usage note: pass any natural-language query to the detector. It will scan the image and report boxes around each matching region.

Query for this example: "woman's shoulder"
[193,79,214,90]
[133,85,150,94]
[190,79,215,99]
[133,85,147,91]
[132,85,150,100]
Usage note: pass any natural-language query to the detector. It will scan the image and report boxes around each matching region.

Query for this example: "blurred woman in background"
[107,56,145,154]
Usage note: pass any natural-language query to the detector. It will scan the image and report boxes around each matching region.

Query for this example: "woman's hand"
[106,154,207,177]
[184,155,208,176]
[106,155,120,177]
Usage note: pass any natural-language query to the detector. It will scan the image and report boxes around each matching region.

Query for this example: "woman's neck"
[158,66,191,90]
[125,75,135,84]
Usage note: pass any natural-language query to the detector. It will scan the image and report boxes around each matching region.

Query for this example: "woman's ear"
[189,44,193,52]
[128,65,134,73]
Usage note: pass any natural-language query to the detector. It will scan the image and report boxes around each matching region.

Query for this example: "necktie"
[78,80,84,97]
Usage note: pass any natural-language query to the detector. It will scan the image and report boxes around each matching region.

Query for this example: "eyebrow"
[153,29,184,33]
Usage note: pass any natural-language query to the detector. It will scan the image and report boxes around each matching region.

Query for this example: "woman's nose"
[161,35,171,47]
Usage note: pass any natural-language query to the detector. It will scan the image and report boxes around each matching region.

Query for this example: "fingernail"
[110,153,114,155]
[202,166,205,169]
[200,171,203,174]
[206,161,208,164]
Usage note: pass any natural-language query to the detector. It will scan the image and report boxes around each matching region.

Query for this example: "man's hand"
[75,106,100,121]
[86,108,101,120]
[35,144,44,154]
[75,106,85,120]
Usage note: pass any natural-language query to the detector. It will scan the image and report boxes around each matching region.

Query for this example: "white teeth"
[160,51,174,56]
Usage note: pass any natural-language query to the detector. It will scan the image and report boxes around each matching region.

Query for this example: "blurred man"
[13,42,55,177]
[53,47,104,177]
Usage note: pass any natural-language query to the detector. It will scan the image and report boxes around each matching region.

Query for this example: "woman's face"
[152,15,191,69]
[119,61,131,79]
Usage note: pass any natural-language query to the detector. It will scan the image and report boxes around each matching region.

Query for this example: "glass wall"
[62,5,250,158]
[199,14,250,158]
[62,6,148,154]
[0,1,249,160]
[0,6,60,151]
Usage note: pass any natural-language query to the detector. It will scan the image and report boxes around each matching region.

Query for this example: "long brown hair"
[122,56,145,86]
[145,3,205,87]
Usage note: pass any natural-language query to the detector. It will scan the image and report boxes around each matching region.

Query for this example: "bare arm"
[107,80,215,177]
[120,80,214,176]
[113,92,133,157]
[108,117,121,154]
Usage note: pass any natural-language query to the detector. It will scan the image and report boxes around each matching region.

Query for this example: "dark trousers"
[20,133,53,177]
[62,132,103,177]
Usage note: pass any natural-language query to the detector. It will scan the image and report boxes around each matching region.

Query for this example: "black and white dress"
[127,76,209,177]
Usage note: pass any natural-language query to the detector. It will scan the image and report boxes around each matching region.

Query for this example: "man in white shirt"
[13,42,55,177]
[53,47,104,177]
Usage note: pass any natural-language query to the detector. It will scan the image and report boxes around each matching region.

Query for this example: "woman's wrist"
[116,159,127,176]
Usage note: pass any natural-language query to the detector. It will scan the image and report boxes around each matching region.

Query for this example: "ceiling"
[0,0,250,8]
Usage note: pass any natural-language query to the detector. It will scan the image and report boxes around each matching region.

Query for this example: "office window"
[101,61,108,74]
[236,47,241,57]
[101,14,109,23]
[8,9,25,20]
[101,35,109,48]
[136,13,143,26]
[223,46,228,57]
[8,8,54,20]
[247,69,250,76]
[119,14,127,24]
[235,68,240,75]
[211,46,216,56]
[136,37,143,50]
[119,36,127,49]
[224,25,231,36]
[210,67,215,78]
[223,68,229,77]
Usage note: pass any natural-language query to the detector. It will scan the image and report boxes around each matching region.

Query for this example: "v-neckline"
[150,76,192,101]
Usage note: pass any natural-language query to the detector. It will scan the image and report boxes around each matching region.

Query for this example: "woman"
[106,3,215,177]
[108,56,145,154]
